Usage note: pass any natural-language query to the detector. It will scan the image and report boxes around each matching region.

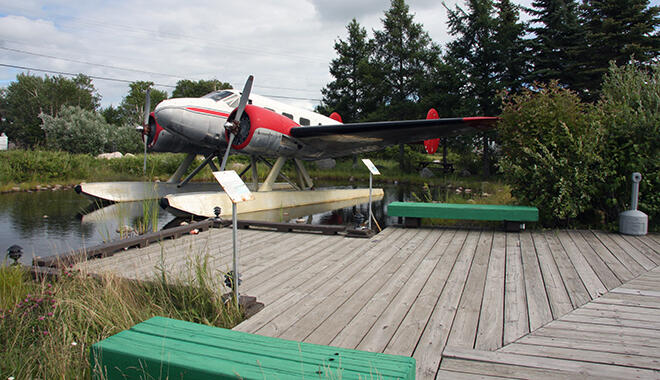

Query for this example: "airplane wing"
[290,117,498,159]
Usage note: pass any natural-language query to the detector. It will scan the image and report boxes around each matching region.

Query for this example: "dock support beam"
[258,157,287,192]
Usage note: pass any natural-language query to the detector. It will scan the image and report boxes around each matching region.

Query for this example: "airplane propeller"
[142,88,151,175]
[219,75,253,171]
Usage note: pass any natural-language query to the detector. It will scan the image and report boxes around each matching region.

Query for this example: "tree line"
[0,76,231,150]
[318,0,658,173]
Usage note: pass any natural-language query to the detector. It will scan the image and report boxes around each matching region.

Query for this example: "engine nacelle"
[226,105,302,156]
[148,114,213,155]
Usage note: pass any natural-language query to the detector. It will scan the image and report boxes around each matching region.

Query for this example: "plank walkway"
[75,227,660,379]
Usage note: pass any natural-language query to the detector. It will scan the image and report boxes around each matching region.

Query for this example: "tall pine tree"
[371,0,441,121]
[370,0,441,170]
[527,0,588,92]
[319,19,375,123]
[581,0,660,96]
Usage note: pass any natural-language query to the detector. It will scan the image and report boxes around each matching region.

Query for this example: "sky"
[1,0,654,111]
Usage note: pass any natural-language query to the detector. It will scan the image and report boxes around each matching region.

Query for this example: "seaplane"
[77,76,497,219]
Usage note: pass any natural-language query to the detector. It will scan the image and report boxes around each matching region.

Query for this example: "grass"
[0,255,244,379]
[0,149,507,192]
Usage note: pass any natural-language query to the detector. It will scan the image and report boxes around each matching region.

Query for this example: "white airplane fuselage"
[152,90,340,154]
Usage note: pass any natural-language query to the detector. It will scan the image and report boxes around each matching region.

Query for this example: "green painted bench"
[387,201,539,231]
[91,316,416,379]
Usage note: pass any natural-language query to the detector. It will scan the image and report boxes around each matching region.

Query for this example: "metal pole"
[368,172,373,230]
[232,202,239,308]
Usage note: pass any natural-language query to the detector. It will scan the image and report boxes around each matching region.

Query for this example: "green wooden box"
[387,201,539,222]
[91,316,415,379]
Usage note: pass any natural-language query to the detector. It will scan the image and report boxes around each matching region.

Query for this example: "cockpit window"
[202,90,234,101]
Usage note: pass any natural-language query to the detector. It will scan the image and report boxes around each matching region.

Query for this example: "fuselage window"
[202,90,234,101]
[282,112,294,120]
[299,117,310,126]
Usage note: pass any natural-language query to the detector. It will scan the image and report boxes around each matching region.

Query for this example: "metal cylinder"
[631,172,641,211]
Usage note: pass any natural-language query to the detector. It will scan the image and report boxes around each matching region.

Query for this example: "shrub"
[498,83,604,226]
[40,106,142,155]
[598,63,659,227]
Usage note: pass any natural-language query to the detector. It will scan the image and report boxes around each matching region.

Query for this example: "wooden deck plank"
[409,230,482,379]
[474,232,506,351]
[547,320,660,339]
[516,334,660,358]
[447,231,494,348]
[595,231,657,270]
[567,230,623,288]
[503,232,529,345]
[329,229,453,350]
[559,313,660,330]
[301,229,442,345]
[244,229,395,303]
[632,234,660,255]
[557,231,608,299]
[442,346,650,379]
[572,307,660,323]
[499,342,660,370]
[254,228,419,338]
[355,230,467,354]
[381,229,476,357]
[580,230,635,282]
[623,234,660,264]
[531,232,573,319]
[520,232,553,331]
[533,326,660,348]
[434,369,512,379]
[609,233,660,266]
[542,231,591,308]
[234,228,408,334]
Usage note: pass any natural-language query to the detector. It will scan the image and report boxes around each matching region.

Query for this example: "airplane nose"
[154,103,185,137]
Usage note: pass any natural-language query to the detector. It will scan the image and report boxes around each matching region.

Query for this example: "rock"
[459,169,471,177]
[315,158,336,170]
[420,167,435,178]
[124,153,135,158]
[97,152,123,159]
[229,162,247,172]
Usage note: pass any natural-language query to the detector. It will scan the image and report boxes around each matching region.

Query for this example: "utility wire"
[0,45,183,79]
[0,63,176,88]
[1,63,323,101]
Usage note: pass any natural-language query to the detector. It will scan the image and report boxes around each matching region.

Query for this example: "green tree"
[172,79,232,98]
[0,73,100,147]
[101,105,123,126]
[119,81,168,126]
[370,0,441,169]
[581,0,660,96]
[445,0,503,175]
[371,0,441,120]
[319,19,376,123]
[498,83,604,226]
[598,62,659,227]
[527,0,588,92]
[40,106,141,155]
[494,0,529,92]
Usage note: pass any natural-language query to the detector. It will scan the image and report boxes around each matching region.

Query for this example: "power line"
[0,45,184,79]
[0,63,324,102]
[0,63,176,88]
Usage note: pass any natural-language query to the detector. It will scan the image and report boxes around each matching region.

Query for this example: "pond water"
[0,183,421,265]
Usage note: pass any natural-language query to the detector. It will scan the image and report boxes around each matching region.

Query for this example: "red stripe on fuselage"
[185,107,230,118]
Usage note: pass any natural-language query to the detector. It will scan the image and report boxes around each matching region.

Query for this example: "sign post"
[212,170,254,307]
[361,159,381,230]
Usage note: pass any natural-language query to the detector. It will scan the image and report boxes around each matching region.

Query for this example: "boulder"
[97,152,123,159]
[315,158,336,170]
[420,167,434,178]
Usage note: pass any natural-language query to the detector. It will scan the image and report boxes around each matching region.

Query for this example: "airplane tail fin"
[329,112,343,123]
[423,108,440,154]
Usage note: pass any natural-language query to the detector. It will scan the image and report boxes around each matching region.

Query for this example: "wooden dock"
[76,227,660,379]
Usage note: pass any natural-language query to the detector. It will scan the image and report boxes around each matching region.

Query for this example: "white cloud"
[0,0,524,110]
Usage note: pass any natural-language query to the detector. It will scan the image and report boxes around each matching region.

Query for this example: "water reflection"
[0,184,412,265]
